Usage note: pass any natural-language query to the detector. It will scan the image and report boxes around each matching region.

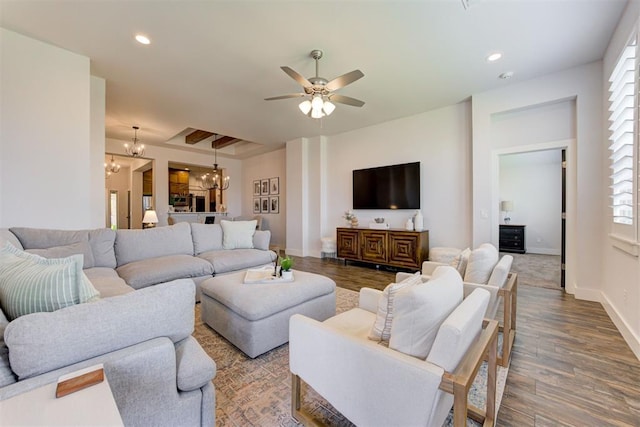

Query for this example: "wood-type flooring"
[290,256,640,426]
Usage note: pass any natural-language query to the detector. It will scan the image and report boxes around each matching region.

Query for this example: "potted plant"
[279,256,293,280]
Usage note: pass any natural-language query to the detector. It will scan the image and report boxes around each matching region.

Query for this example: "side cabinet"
[337,227,429,270]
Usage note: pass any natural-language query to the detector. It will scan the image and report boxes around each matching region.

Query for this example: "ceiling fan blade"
[281,66,312,88]
[264,93,306,101]
[325,70,364,91]
[329,94,365,107]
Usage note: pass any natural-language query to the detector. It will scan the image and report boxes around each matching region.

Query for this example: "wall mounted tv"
[352,162,420,210]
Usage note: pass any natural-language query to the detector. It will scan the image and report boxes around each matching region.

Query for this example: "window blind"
[608,40,637,225]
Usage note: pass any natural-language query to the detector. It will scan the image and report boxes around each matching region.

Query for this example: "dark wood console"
[336,227,429,269]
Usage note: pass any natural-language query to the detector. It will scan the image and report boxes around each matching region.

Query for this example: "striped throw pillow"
[368,272,423,343]
[0,243,100,321]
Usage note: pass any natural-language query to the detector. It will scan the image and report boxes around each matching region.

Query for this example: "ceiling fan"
[265,49,365,119]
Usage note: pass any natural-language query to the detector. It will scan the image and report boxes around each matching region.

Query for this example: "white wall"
[105,166,131,229]
[105,138,242,226]
[90,76,106,228]
[285,102,473,257]
[500,150,562,255]
[0,28,100,229]
[242,148,286,248]
[472,62,603,298]
[601,0,640,359]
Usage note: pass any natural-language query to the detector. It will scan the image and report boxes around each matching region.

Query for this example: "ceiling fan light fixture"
[299,100,312,115]
[311,95,324,110]
[323,100,336,115]
[311,107,324,119]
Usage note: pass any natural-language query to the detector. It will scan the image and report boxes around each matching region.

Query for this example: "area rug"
[193,287,509,427]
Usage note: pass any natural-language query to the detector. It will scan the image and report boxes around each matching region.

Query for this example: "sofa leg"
[497,273,517,367]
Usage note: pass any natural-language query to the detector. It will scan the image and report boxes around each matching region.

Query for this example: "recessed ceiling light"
[499,71,514,80]
[486,52,502,62]
[135,34,151,45]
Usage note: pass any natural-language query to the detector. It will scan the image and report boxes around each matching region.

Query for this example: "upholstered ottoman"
[200,270,336,358]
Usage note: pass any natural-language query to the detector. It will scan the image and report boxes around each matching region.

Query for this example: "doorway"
[496,142,572,290]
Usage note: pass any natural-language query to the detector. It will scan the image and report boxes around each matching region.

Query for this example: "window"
[608,31,640,255]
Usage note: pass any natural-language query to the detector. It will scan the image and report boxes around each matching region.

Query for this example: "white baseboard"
[286,248,304,257]
[601,293,640,360]
[573,287,601,302]
[526,247,561,256]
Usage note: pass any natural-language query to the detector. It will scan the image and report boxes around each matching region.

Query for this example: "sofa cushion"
[220,220,256,249]
[464,243,499,284]
[88,228,117,268]
[115,222,194,266]
[368,272,423,343]
[4,279,196,380]
[191,223,223,255]
[116,254,213,289]
[26,241,96,269]
[0,229,23,250]
[84,267,134,298]
[198,249,275,275]
[0,243,100,321]
[389,266,463,359]
[10,227,96,268]
[253,230,271,251]
[0,310,16,387]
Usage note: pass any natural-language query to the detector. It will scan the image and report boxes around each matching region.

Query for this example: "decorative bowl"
[374,218,385,224]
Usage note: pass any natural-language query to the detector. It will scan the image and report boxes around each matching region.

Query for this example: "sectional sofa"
[0,220,277,426]
[3,220,277,299]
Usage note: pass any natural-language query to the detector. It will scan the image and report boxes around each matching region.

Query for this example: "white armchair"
[396,244,518,367]
[289,269,498,427]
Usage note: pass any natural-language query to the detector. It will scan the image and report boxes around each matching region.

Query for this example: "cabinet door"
[361,230,387,263]
[337,229,360,260]
[388,232,421,268]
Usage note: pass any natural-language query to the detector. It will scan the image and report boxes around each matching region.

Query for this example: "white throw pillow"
[0,243,100,320]
[464,243,499,284]
[451,247,471,277]
[388,266,463,359]
[220,220,257,250]
[368,272,423,343]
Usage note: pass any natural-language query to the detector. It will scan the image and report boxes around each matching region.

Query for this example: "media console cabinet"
[336,227,429,270]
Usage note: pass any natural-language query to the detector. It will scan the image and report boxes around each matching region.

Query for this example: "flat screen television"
[352,162,420,210]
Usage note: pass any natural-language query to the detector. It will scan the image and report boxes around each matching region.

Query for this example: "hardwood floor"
[290,256,640,426]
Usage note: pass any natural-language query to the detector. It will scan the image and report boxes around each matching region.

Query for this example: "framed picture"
[269,177,279,195]
[261,197,269,213]
[253,198,260,214]
[253,180,261,196]
[261,179,269,195]
[269,196,279,214]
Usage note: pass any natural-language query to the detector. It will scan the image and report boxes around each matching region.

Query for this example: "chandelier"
[124,126,145,157]
[105,154,121,176]
[200,137,230,190]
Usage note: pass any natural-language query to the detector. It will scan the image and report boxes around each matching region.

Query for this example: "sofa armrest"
[4,279,196,380]
[462,282,500,319]
[358,287,382,313]
[421,261,448,275]
[290,314,445,426]
[175,336,216,392]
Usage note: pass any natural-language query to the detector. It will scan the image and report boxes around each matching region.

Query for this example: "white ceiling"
[0,0,627,158]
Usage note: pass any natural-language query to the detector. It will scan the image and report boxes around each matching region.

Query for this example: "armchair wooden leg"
[291,373,322,427]
[497,273,518,367]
